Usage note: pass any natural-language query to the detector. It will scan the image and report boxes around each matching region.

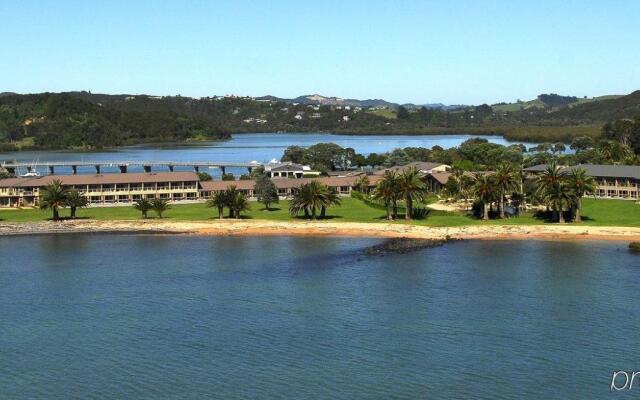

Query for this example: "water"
[0,132,531,176]
[1,235,639,399]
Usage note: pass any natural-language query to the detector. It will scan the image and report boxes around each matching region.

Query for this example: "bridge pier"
[95,165,101,174]
[220,166,226,175]
[5,167,15,175]
[168,165,174,172]
[72,165,78,175]
[144,165,151,173]
[193,166,200,173]
[49,166,55,175]
[247,166,253,174]
[119,165,127,173]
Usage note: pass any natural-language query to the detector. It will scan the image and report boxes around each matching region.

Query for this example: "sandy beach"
[2,219,640,242]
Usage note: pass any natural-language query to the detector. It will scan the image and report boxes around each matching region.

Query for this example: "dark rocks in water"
[364,238,451,255]
[629,242,640,254]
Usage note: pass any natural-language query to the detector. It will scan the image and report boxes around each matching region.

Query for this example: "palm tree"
[472,173,496,221]
[492,162,519,219]
[319,189,341,218]
[151,198,170,218]
[396,167,426,220]
[566,167,597,222]
[229,191,250,218]
[354,175,371,194]
[39,179,68,221]
[541,181,573,223]
[222,186,240,218]
[206,191,227,219]
[535,161,565,220]
[65,189,88,218]
[289,180,327,220]
[372,170,399,220]
[451,166,464,196]
[133,198,153,219]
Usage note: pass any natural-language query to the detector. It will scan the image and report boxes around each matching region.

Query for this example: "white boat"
[20,171,41,178]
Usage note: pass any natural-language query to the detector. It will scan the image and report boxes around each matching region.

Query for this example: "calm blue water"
[1,235,639,399]
[0,132,531,176]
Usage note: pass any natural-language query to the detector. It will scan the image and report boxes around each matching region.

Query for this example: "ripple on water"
[0,236,638,399]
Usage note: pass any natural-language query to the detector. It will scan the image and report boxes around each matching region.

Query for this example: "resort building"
[0,172,200,207]
[0,171,379,207]
[200,176,381,200]
[523,164,640,200]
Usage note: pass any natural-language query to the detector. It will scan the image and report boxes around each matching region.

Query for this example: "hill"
[0,93,229,151]
[1,90,639,151]
[492,94,624,112]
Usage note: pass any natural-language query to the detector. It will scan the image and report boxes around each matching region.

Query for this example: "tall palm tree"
[493,162,519,219]
[541,181,573,223]
[223,186,240,218]
[535,161,565,220]
[354,175,371,194]
[397,167,426,220]
[451,166,464,196]
[566,167,597,222]
[319,189,341,218]
[289,181,327,220]
[206,191,227,219]
[372,170,399,220]
[151,198,170,218]
[229,191,250,218]
[65,189,88,218]
[39,179,68,221]
[472,173,496,221]
[134,198,152,219]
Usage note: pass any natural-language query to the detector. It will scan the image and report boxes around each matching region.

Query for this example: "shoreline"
[2,220,640,242]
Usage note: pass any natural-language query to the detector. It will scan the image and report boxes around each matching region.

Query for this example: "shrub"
[629,242,640,254]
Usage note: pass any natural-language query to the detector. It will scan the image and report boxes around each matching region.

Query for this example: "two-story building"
[523,164,640,200]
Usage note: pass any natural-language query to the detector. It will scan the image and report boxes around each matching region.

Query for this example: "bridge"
[0,160,263,175]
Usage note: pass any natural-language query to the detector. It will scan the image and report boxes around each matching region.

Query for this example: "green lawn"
[1,197,639,227]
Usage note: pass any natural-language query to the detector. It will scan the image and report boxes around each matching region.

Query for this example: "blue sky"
[1,0,638,104]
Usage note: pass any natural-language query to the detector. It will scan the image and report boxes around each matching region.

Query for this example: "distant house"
[294,114,303,120]
[524,164,640,200]
[377,162,451,175]
[264,163,320,179]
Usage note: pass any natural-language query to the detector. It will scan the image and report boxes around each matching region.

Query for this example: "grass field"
[367,108,397,119]
[1,198,638,227]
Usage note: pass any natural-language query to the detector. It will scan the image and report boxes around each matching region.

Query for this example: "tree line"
[2,90,640,150]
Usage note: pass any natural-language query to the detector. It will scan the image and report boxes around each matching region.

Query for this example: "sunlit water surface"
[1,235,638,399]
